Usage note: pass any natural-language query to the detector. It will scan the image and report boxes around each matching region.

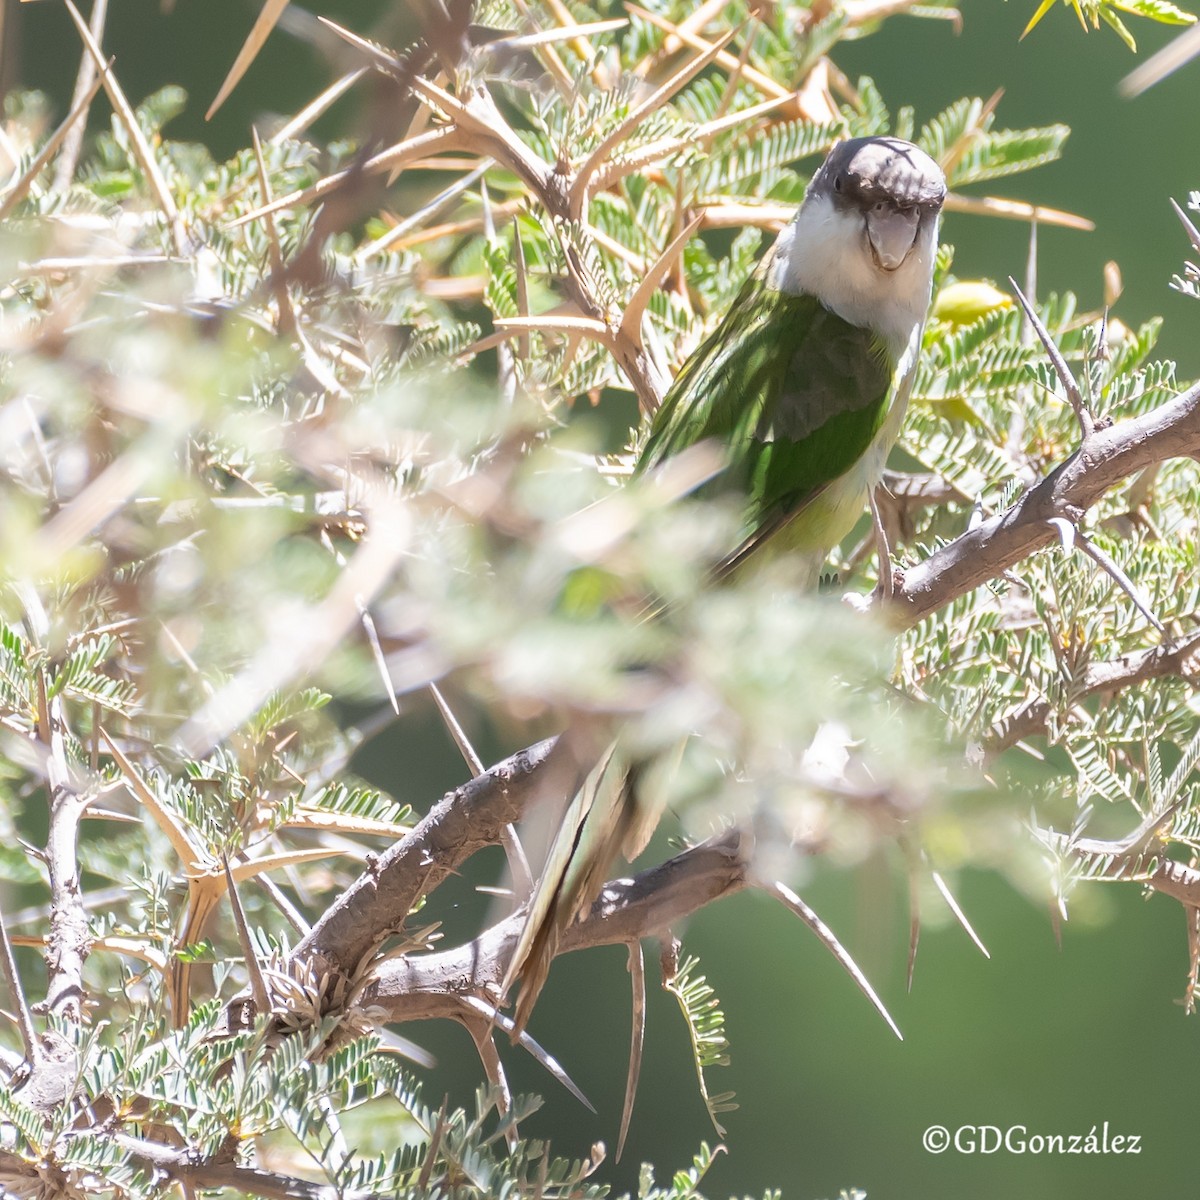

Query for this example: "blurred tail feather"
[504,741,637,1034]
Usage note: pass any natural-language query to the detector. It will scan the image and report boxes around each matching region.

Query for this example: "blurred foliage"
[0,0,1198,1197]
[1021,0,1196,50]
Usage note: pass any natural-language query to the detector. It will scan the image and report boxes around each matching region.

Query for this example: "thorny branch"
[985,629,1200,753]
[354,832,747,1025]
[283,370,1200,1029]
[881,375,1200,626]
[8,3,1200,1194]
[292,737,560,979]
[114,1134,381,1200]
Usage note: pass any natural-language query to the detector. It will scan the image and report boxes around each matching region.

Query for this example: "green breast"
[639,276,895,537]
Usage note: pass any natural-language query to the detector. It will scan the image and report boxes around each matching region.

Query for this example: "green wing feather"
[638,264,895,549]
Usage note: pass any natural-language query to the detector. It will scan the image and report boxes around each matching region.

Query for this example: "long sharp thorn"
[513,218,531,361]
[415,1099,449,1194]
[943,192,1093,231]
[1075,532,1166,634]
[617,941,646,1161]
[0,66,107,222]
[906,867,920,993]
[618,213,703,350]
[1120,21,1200,97]
[1170,197,1200,256]
[483,18,628,52]
[362,608,399,715]
[317,16,406,74]
[62,0,181,248]
[222,855,270,1014]
[569,29,736,220]
[270,68,366,145]
[930,871,991,960]
[51,0,108,193]
[208,0,292,119]
[465,1020,515,1147]
[459,996,595,1112]
[770,881,903,1041]
[253,874,309,936]
[250,126,296,337]
[429,682,532,900]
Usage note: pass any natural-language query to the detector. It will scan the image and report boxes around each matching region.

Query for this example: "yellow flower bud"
[932,280,1013,326]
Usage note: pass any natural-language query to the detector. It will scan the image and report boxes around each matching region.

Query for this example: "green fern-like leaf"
[664,951,736,1138]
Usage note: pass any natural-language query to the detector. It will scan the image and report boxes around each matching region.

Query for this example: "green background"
[9,1,1199,1196]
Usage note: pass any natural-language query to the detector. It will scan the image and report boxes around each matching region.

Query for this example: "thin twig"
[985,630,1200,753]
[62,0,183,252]
[1009,277,1093,441]
[51,0,109,194]
[0,906,38,1061]
[0,67,107,222]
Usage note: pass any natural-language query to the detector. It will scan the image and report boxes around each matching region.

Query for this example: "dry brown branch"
[217,360,1200,1035]
[1038,808,1200,926]
[43,784,92,1023]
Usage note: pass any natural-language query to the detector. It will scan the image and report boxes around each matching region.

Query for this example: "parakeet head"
[771,136,947,355]
[813,136,946,272]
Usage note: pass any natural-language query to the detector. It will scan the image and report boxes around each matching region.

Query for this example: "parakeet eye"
[834,175,844,192]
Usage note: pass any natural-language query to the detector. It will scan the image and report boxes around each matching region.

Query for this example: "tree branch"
[882,377,1200,626]
[354,831,746,1026]
[114,1135,379,1200]
[1040,813,1200,911]
[292,737,564,979]
[986,629,1200,753]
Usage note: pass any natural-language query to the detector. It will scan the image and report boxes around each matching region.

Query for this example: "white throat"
[769,190,938,361]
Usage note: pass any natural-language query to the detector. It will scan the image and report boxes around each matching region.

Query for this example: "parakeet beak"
[864,202,921,272]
